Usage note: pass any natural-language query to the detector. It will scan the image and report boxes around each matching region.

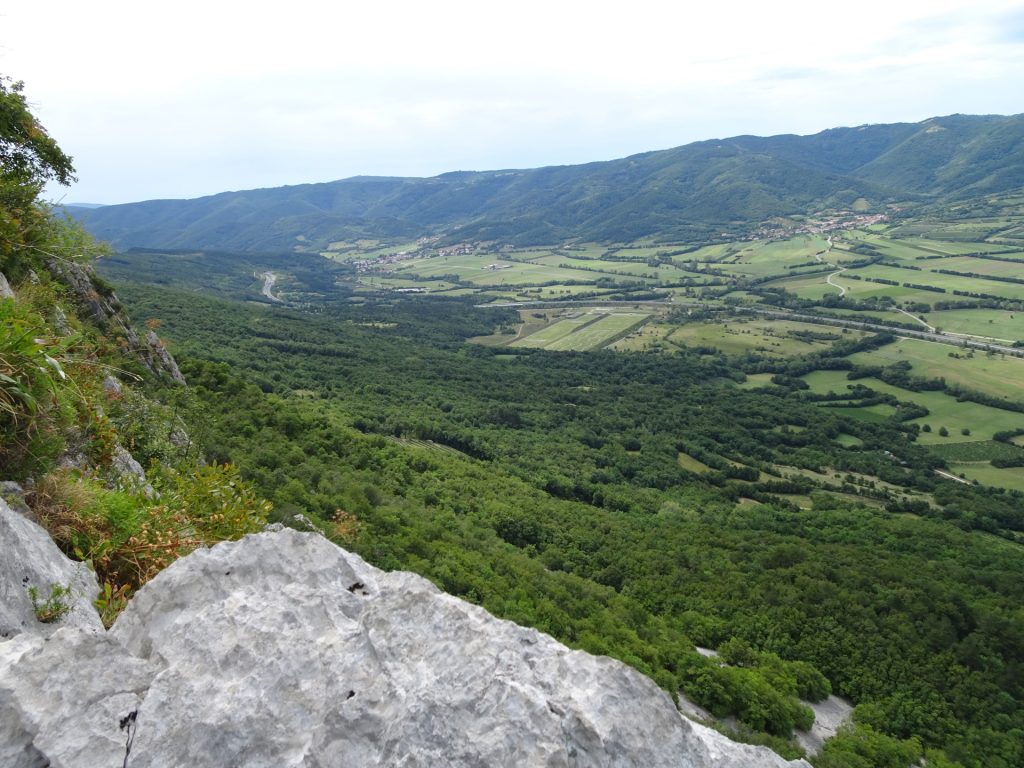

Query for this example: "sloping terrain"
[72,114,1024,250]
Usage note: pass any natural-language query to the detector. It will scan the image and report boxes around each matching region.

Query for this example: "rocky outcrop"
[0,498,102,641]
[0,271,14,299]
[1,524,810,767]
[44,257,186,385]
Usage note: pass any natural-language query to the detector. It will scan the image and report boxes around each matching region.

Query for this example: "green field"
[511,310,649,351]
[544,313,649,351]
[531,254,692,282]
[923,255,1024,277]
[948,463,1024,492]
[666,318,860,357]
[712,236,828,278]
[803,369,1024,443]
[850,264,1024,300]
[848,338,1024,402]
[923,308,1024,342]
[677,452,712,473]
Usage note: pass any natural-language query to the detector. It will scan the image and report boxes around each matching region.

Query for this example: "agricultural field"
[529,254,695,282]
[921,308,1024,342]
[664,318,862,357]
[710,236,828,278]
[847,337,1024,402]
[507,309,650,351]
[947,463,1024,492]
[802,369,1024,444]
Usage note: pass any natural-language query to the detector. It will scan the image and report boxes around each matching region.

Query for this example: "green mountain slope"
[72,114,1024,250]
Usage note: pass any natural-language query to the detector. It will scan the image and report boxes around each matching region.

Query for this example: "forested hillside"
[72,114,1024,250]
[109,282,1024,767]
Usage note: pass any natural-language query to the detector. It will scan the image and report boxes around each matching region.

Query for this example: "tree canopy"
[0,76,75,187]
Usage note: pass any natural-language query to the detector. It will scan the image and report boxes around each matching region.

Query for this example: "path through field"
[814,236,847,297]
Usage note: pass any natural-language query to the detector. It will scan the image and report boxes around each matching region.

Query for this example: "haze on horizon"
[3,0,1023,206]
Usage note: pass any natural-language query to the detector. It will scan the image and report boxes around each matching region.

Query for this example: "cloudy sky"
[3,0,1023,205]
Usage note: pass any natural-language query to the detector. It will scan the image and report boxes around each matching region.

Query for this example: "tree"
[1,76,78,276]
[0,77,75,187]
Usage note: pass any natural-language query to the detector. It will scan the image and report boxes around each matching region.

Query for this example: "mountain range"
[71,113,1024,251]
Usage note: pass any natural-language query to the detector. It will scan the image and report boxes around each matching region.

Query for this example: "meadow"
[802,369,1024,444]
[510,309,650,351]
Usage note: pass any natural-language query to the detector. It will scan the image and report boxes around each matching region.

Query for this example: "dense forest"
[113,283,1023,766]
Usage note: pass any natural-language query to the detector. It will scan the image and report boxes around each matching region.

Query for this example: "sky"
[2,0,1023,205]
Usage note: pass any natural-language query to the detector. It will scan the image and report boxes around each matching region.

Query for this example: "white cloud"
[1,0,1021,203]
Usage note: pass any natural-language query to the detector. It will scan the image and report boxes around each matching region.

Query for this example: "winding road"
[814,237,848,297]
[260,271,282,302]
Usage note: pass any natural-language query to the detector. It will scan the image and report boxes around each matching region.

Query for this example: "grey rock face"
[102,374,123,398]
[108,444,155,497]
[1,529,809,767]
[0,271,14,299]
[0,498,102,640]
[44,257,186,385]
[144,330,186,385]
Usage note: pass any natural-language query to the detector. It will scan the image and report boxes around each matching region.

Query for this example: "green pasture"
[802,369,1024,442]
[666,318,853,357]
[896,237,1014,256]
[519,284,620,299]
[737,373,777,389]
[754,273,842,300]
[835,433,864,447]
[389,254,602,287]
[923,308,1024,342]
[610,246,677,260]
[848,337,1024,402]
[531,254,690,282]
[511,314,596,348]
[557,244,616,260]
[468,263,603,287]
[824,404,898,424]
[609,323,677,352]
[357,277,460,292]
[922,255,1024,277]
[712,236,828,278]
[849,264,1024,300]
[504,248,562,261]
[543,313,649,351]
[680,243,747,263]
[677,452,712,473]
[948,463,1024,492]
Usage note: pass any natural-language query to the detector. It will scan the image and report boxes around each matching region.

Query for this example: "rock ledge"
[1,517,808,767]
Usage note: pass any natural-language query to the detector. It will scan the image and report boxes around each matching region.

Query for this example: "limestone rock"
[0,482,33,521]
[44,257,185,385]
[0,498,102,640]
[102,374,123,399]
[0,628,154,768]
[144,330,187,385]
[1,529,809,767]
[0,271,14,299]
[108,444,154,497]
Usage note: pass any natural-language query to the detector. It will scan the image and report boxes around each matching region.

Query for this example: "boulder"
[0,498,102,641]
[1,528,810,767]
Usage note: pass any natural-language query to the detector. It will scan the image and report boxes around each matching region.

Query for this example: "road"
[738,306,1024,357]
[260,272,282,302]
[813,237,848,297]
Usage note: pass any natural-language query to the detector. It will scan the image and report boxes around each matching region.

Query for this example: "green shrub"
[26,582,72,623]
[0,299,77,476]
